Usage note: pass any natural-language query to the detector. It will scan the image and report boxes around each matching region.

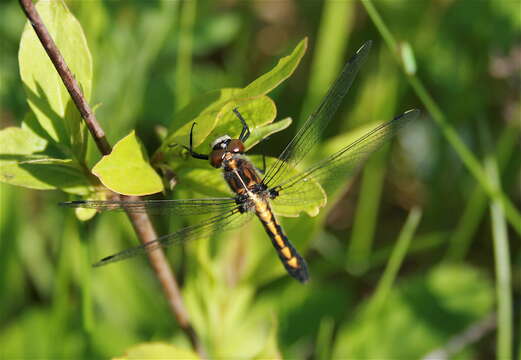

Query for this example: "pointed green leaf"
[239,37,307,99]
[244,117,292,150]
[92,131,163,196]
[161,38,307,154]
[19,0,92,159]
[0,156,90,195]
[165,93,277,155]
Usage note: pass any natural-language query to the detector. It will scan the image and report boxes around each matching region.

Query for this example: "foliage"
[1,0,519,359]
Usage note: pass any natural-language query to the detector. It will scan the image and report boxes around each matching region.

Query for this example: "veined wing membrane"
[262,41,372,188]
[93,207,253,266]
[60,197,238,216]
[271,110,420,209]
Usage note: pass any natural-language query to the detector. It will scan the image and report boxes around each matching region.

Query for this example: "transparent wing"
[262,41,372,188]
[93,207,254,266]
[60,197,238,216]
[271,109,420,208]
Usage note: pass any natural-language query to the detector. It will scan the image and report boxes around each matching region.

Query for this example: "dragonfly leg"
[234,108,250,142]
[260,153,267,173]
[183,122,209,160]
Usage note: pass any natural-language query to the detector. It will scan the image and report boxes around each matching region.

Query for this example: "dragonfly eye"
[210,149,225,168]
[227,139,244,153]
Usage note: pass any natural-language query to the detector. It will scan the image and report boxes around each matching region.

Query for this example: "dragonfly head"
[210,135,246,168]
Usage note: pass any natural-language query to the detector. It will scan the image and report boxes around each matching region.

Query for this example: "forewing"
[60,197,238,216]
[271,110,420,212]
[93,207,253,266]
[262,41,372,188]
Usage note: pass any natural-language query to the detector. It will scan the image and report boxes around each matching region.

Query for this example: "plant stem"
[361,0,521,237]
[18,0,205,356]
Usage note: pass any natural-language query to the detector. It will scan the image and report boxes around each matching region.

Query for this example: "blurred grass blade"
[346,145,388,274]
[298,0,354,126]
[400,42,416,75]
[361,0,521,237]
[78,221,94,335]
[370,231,448,269]
[368,206,422,313]
[50,213,73,357]
[480,120,513,360]
[445,127,519,262]
[315,316,335,360]
[175,0,197,110]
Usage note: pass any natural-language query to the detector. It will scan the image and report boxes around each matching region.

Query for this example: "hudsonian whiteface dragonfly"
[62,41,419,283]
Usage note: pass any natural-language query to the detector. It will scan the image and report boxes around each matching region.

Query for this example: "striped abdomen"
[255,201,309,283]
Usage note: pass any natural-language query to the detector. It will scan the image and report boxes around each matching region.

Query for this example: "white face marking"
[211,135,231,149]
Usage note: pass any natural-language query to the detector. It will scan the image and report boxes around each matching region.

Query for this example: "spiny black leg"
[234,108,250,142]
[183,122,209,160]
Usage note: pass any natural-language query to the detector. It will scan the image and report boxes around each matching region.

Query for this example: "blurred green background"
[1,0,520,359]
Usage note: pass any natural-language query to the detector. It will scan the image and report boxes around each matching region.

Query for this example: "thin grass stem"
[368,206,422,313]
[361,0,521,237]
[480,120,513,360]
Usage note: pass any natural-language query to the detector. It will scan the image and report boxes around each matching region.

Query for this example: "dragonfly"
[62,40,419,283]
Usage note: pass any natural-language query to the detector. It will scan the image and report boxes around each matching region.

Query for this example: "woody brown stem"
[18,0,204,356]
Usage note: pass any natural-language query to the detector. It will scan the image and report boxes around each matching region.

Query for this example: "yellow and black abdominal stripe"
[256,202,309,283]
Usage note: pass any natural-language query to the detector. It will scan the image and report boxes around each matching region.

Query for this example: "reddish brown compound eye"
[210,149,225,168]
[226,139,245,153]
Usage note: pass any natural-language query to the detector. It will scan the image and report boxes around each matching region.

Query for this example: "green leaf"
[92,131,163,196]
[244,117,292,151]
[161,38,307,154]
[184,276,275,359]
[19,0,92,159]
[332,264,494,359]
[239,38,307,99]
[208,96,278,150]
[0,127,47,155]
[115,343,199,360]
[253,318,282,360]
[167,94,278,156]
[0,156,90,195]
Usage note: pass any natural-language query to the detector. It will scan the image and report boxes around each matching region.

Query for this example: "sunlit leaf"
[0,127,47,155]
[244,117,292,151]
[184,276,274,359]
[19,0,92,159]
[167,94,278,157]
[115,343,199,360]
[161,38,307,155]
[92,131,163,196]
[253,318,282,360]
[239,38,307,99]
[0,156,90,195]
